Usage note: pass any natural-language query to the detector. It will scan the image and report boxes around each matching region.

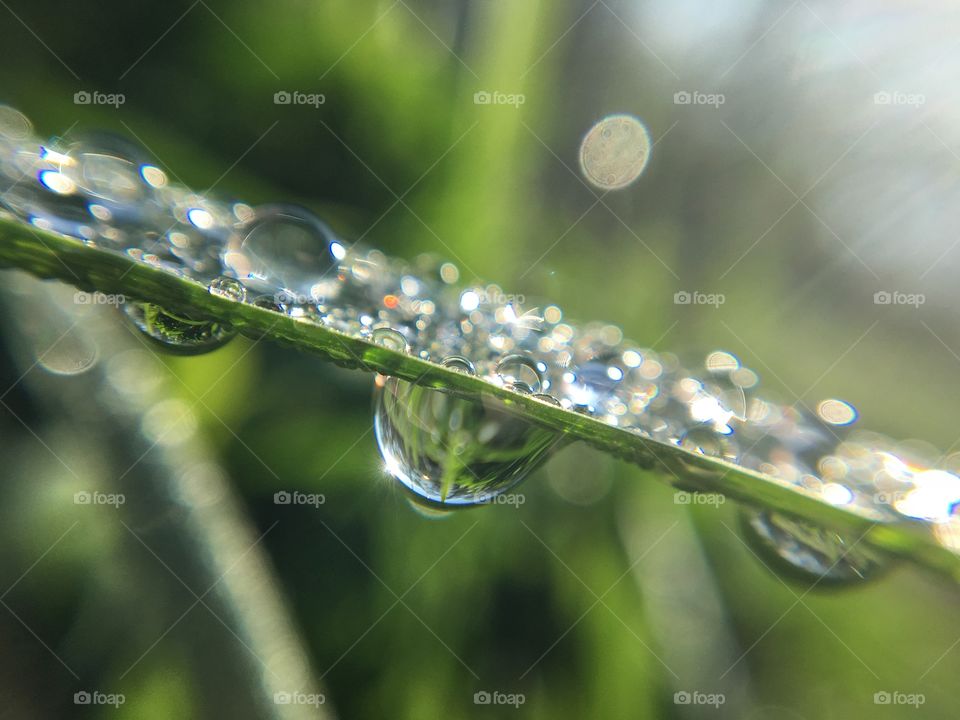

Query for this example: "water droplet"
[122,301,236,355]
[677,424,739,462]
[225,204,341,299]
[561,359,624,413]
[371,327,408,352]
[60,133,154,205]
[441,355,476,375]
[208,276,247,303]
[37,170,76,195]
[496,354,542,393]
[374,376,558,507]
[0,105,32,140]
[252,294,284,313]
[740,509,884,585]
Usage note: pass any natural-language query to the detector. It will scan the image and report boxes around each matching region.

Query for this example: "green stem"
[1,215,957,581]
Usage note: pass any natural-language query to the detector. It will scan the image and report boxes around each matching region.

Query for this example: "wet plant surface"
[1,2,960,718]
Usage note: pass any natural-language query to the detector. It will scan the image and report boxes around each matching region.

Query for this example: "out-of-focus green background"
[1,1,959,718]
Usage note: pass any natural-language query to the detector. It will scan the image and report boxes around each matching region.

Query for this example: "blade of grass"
[1,214,957,581]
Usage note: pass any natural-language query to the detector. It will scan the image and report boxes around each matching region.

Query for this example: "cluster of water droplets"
[2,105,959,585]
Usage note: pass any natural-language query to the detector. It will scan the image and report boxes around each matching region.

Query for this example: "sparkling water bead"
[122,301,236,355]
[371,326,409,352]
[374,376,558,508]
[560,358,625,414]
[495,354,543,394]
[60,133,152,205]
[224,204,344,300]
[740,508,884,585]
[677,424,739,462]
[208,276,247,303]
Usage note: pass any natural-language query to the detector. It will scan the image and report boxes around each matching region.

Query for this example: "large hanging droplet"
[224,204,344,301]
[740,508,885,585]
[373,376,558,508]
[122,301,236,355]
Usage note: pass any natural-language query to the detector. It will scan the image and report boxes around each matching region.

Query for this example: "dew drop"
[441,355,476,375]
[740,509,884,585]
[225,204,341,299]
[677,424,739,462]
[561,359,624,413]
[208,276,247,303]
[252,295,284,313]
[496,354,542,394]
[61,133,154,204]
[0,105,32,140]
[38,170,76,195]
[122,301,236,355]
[374,376,558,507]
[371,327,408,353]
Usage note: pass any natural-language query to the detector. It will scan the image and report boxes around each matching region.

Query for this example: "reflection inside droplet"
[374,376,558,507]
[495,354,542,394]
[740,509,885,585]
[122,301,236,355]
